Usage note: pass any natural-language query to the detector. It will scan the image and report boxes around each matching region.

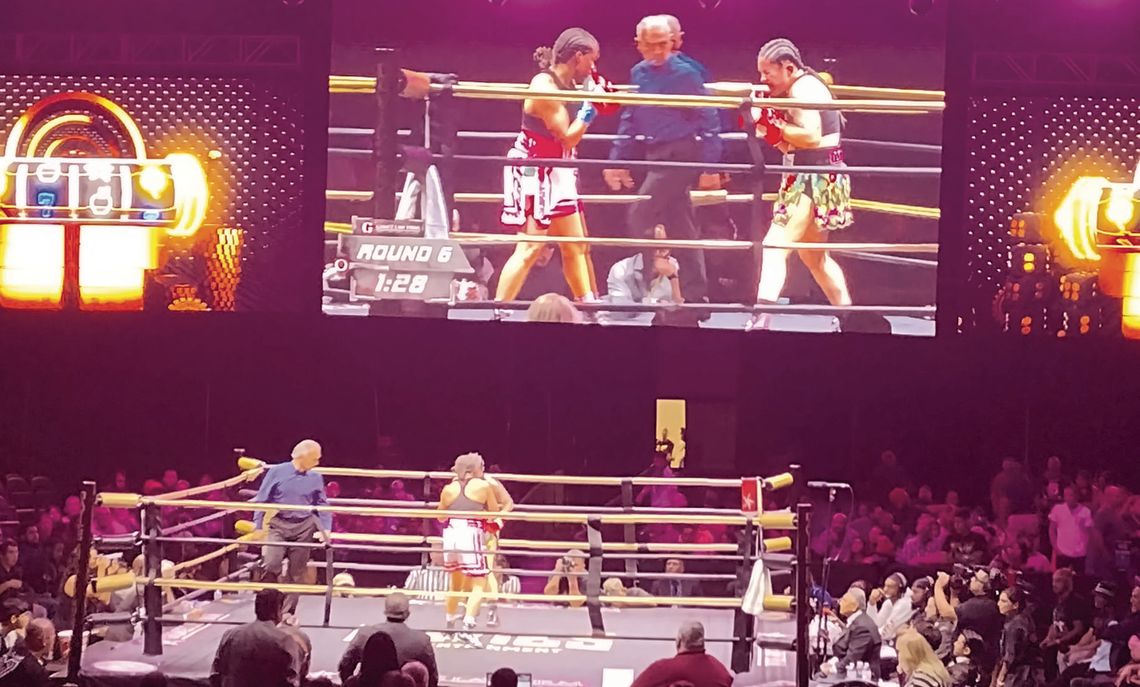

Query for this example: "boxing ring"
[65,458,814,687]
[322,50,943,333]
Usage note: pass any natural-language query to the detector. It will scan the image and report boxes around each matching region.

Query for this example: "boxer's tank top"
[521,69,575,139]
[447,479,486,512]
[788,71,842,138]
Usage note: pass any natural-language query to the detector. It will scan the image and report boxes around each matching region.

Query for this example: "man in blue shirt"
[605,15,721,306]
[252,439,330,615]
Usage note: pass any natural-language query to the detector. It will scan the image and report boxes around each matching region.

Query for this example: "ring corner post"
[142,502,165,656]
[731,516,757,674]
[374,47,401,221]
[794,502,812,687]
[66,480,98,684]
[584,516,605,637]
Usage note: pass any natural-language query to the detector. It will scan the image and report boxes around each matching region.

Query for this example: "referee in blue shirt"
[605,15,722,306]
[252,439,331,615]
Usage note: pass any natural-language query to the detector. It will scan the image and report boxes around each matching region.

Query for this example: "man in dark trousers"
[338,592,438,687]
[632,621,732,687]
[605,14,721,308]
[827,586,883,680]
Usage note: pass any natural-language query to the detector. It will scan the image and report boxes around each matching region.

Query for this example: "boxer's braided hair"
[758,37,846,128]
[534,27,599,70]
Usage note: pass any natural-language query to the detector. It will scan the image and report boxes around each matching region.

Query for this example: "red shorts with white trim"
[442,518,488,577]
[500,130,580,229]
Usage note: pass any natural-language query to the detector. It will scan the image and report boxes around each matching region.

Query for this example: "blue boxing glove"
[576,100,598,126]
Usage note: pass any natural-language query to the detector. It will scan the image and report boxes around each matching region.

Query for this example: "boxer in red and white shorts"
[438,453,500,644]
[494,27,617,304]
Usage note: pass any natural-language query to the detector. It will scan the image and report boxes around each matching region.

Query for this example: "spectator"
[1049,581,1120,687]
[889,487,920,537]
[209,588,300,687]
[871,572,913,642]
[949,570,1003,649]
[630,621,732,687]
[812,513,855,560]
[344,632,400,687]
[948,630,987,687]
[161,469,180,492]
[525,293,582,323]
[543,550,586,608]
[1088,486,1130,581]
[825,587,883,678]
[403,546,449,597]
[908,578,952,659]
[1095,634,1140,687]
[1050,485,1094,572]
[899,513,948,566]
[606,224,684,318]
[1041,568,1090,681]
[401,661,429,687]
[650,559,704,600]
[603,578,654,607]
[0,599,29,653]
[489,668,520,687]
[0,542,22,603]
[995,586,1037,687]
[896,629,951,687]
[0,617,52,686]
[870,450,910,503]
[991,459,1035,528]
[339,592,438,687]
[945,509,990,566]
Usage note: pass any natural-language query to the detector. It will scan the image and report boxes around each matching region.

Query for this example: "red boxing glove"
[754,107,786,147]
[587,68,620,116]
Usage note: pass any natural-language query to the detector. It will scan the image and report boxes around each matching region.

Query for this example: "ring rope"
[324,189,941,220]
[445,232,938,254]
[445,300,935,317]
[326,497,758,517]
[100,496,797,528]
[327,74,945,109]
[152,468,264,501]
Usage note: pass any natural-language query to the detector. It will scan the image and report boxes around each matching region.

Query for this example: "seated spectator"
[0,542,22,603]
[604,577,654,607]
[403,547,450,597]
[899,513,947,566]
[1050,582,1121,687]
[401,661,429,687]
[526,293,582,323]
[209,588,301,687]
[0,599,29,654]
[825,587,882,680]
[845,535,876,564]
[489,668,520,687]
[650,559,704,601]
[631,621,732,687]
[1041,568,1090,681]
[606,225,683,318]
[812,513,855,560]
[896,629,951,687]
[0,617,52,686]
[948,630,987,687]
[160,469,180,492]
[543,550,586,608]
[339,593,437,687]
[344,632,400,687]
[870,572,913,642]
[866,526,897,563]
[1093,634,1140,687]
[945,509,989,566]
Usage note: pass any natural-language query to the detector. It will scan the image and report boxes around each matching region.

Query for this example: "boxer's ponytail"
[534,46,555,71]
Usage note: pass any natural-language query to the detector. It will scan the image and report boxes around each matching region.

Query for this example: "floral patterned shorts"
[773,172,854,231]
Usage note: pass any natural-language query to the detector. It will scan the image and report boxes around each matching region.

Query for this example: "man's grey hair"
[291,439,321,459]
[677,621,705,651]
[846,586,867,611]
[660,14,681,36]
[636,15,672,37]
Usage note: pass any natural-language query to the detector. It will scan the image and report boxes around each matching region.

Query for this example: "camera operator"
[543,550,587,608]
[936,568,1004,651]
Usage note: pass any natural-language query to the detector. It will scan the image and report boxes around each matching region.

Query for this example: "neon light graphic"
[1052,162,1140,338]
[0,92,211,310]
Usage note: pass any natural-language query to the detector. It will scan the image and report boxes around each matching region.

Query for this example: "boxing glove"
[754,107,787,147]
[576,100,599,126]
[587,68,621,116]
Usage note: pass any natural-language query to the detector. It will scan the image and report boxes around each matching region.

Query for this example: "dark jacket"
[630,649,733,687]
[0,649,51,687]
[833,610,883,679]
[338,620,438,687]
[210,620,299,687]
[650,578,705,599]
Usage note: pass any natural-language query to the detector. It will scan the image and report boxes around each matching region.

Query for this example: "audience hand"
[603,168,634,191]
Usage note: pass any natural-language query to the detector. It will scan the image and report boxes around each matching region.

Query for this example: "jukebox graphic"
[0,92,215,310]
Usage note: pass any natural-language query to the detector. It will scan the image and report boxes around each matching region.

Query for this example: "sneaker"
[456,620,482,648]
[487,608,500,628]
[445,614,462,630]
